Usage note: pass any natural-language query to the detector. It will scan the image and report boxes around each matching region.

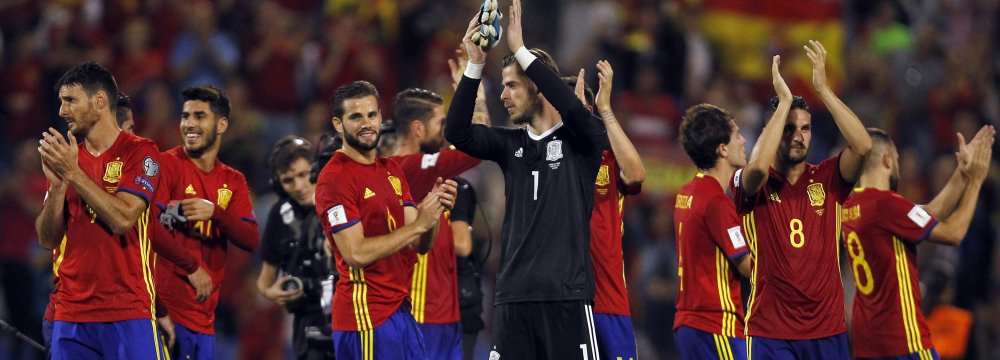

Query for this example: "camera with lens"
[278,227,334,316]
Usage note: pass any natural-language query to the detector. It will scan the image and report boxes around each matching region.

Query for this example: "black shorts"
[490,300,599,360]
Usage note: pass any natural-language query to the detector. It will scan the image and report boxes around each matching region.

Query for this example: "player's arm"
[926,134,993,245]
[36,180,67,250]
[803,41,872,183]
[448,45,492,127]
[924,127,995,217]
[735,255,751,278]
[707,194,752,277]
[38,129,150,235]
[445,16,506,162]
[742,56,792,195]
[180,181,259,251]
[593,60,644,186]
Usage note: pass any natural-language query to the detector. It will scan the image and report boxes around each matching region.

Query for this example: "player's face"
[419,105,446,154]
[180,100,222,157]
[726,121,748,167]
[278,157,316,206]
[336,95,382,152]
[58,85,101,138]
[501,65,542,125]
[121,109,135,134]
[779,109,812,165]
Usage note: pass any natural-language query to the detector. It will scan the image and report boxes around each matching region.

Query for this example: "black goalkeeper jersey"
[445,59,609,304]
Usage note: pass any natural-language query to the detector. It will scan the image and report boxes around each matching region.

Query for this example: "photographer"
[256,136,335,360]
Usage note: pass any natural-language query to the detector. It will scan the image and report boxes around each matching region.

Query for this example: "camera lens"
[282,277,304,292]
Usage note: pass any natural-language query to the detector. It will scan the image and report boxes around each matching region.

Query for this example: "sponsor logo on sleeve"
[908,206,932,227]
[134,176,155,192]
[327,205,347,226]
[727,225,747,249]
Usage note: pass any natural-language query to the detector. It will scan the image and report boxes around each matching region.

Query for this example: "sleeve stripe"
[917,219,940,243]
[403,201,417,208]
[117,188,151,205]
[330,218,362,234]
[240,216,257,224]
[727,249,750,262]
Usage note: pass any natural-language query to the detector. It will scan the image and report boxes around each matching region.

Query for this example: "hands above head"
[38,128,80,185]
[964,126,996,182]
[771,55,793,102]
[595,60,614,112]
[507,0,524,52]
[461,15,488,66]
[803,40,830,93]
[956,125,996,177]
[448,45,471,88]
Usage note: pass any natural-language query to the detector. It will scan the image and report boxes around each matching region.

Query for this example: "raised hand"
[461,15,487,65]
[957,125,996,177]
[38,128,80,182]
[448,45,471,89]
[968,129,995,182]
[803,40,830,92]
[507,0,524,52]
[772,55,792,102]
[595,60,614,112]
[573,68,587,105]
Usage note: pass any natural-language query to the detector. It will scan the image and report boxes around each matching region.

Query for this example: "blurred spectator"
[113,17,166,95]
[3,33,47,146]
[617,64,681,155]
[134,80,181,149]
[169,0,239,89]
[634,202,678,360]
[220,78,268,192]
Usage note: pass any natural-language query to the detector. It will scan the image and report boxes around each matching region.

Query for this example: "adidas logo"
[364,188,376,199]
[514,147,523,158]
[185,184,196,195]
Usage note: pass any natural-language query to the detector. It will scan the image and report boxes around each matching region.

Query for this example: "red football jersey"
[392,149,480,324]
[54,132,160,322]
[590,150,640,316]
[842,188,938,357]
[730,156,851,339]
[154,147,258,334]
[315,152,417,331]
[674,173,749,337]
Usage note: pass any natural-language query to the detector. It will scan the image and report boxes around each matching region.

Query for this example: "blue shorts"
[675,326,746,360]
[51,319,167,360]
[857,349,940,360]
[417,322,461,360]
[748,332,849,360]
[42,320,53,353]
[593,313,638,360]
[332,304,426,360]
[174,323,215,360]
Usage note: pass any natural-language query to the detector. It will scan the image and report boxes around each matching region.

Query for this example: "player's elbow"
[341,251,373,269]
[109,219,137,236]
[852,140,873,158]
[621,169,646,187]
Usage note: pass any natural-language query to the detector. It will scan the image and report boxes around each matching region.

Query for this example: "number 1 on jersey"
[532,170,539,200]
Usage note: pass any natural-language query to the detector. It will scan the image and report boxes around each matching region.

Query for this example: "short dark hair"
[115,93,132,127]
[765,95,810,120]
[561,76,594,107]
[269,135,314,175]
[54,62,119,112]
[332,80,380,119]
[501,48,559,75]
[181,85,231,118]
[680,104,736,170]
[865,127,895,159]
[392,88,444,136]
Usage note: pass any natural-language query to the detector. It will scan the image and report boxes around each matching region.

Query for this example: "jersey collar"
[526,122,564,141]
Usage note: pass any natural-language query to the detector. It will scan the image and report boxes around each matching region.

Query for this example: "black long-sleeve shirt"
[445,58,609,304]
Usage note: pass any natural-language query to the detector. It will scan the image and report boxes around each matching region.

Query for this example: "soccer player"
[731,42,873,358]
[566,61,646,360]
[315,80,458,359]
[153,85,259,360]
[842,127,994,360]
[445,1,609,357]
[674,102,756,359]
[116,92,135,133]
[389,88,483,360]
[35,62,166,359]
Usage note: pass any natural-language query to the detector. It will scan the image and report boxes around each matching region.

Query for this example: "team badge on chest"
[546,140,563,161]
[103,161,123,183]
[388,176,403,196]
[806,183,826,206]
[217,186,233,209]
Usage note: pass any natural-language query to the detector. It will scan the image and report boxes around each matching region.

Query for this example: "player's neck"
[83,117,122,155]
[342,144,376,164]
[704,164,735,192]
[393,137,420,157]
[775,158,807,184]
[185,143,220,172]
[527,102,561,136]
[857,170,890,191]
